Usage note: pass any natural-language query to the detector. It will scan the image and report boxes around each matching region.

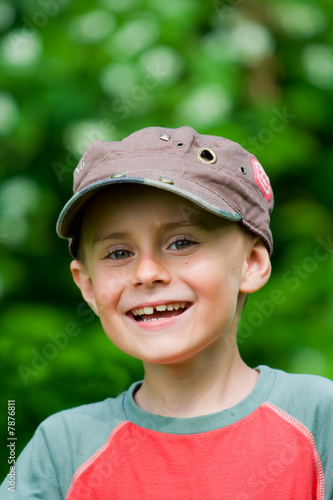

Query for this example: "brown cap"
[56,126,274,256]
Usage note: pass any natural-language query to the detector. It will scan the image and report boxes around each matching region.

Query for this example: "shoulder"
[261,365,333,428]
[38,392,127,440]
[271,367,333,400]
[16,391,131,489]
[23,390,131,462]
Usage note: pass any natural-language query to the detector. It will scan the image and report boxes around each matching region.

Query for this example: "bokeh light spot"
[69,10,116,44]
[100,63,139,95]
[230,21,275,65]
[108,14,160,56]
[139,46,184,86]
[272,1,327,39]
[64,120,116,157]
[0,29,42,69]
[176,85,232,129]
[0,177,41,247]
[0,91,20,136]
[302,44,333,89]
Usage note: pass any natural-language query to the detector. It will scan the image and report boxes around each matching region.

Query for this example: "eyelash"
[168,236,197,251]
[105,247,134,260]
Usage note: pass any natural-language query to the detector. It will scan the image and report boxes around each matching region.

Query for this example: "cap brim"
[56,175,242,240]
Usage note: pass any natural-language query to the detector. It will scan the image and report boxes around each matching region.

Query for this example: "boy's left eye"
[169,239,194,250]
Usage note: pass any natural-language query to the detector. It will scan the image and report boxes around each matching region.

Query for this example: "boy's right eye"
[106,249,134,260]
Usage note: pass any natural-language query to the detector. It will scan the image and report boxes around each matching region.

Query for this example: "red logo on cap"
[251,156,272,202]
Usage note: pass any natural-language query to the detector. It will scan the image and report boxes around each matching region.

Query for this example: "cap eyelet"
[239,167,247,175]
[111,173,126,178]
[159,177,174,184]
[196,148,217,164]
[176,142,185,147]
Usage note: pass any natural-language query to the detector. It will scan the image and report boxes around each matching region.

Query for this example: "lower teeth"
[142,317,166,322]
[135,307,187,322]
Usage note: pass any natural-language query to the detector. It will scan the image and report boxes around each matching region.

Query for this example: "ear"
[239,239,271,294]
[70,260,99,316]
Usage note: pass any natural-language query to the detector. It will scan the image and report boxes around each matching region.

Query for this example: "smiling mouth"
[128,302,191,322]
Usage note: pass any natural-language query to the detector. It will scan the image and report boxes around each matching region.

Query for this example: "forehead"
[81,184,217,229]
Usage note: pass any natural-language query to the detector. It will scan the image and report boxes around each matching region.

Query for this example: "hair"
[73,232,85,263]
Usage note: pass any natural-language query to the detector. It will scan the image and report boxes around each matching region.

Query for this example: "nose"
[131,254,172,287]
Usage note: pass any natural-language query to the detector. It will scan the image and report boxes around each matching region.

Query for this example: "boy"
[2,126,332,499]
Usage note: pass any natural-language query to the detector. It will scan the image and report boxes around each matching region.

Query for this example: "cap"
[56,126,274,256]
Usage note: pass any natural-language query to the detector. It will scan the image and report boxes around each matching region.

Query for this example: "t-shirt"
[1,366,333,499]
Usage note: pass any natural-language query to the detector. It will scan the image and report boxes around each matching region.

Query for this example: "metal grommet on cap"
[176,142,185,147]
[239,167,247,175]
[196,148,217,164]
[160,134,170,141]
[159,177,174,184]
[111,173,126,178]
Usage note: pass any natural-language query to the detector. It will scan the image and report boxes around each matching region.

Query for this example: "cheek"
[184,256,235,288]
[186,257,242,306]
[93,270,128,309]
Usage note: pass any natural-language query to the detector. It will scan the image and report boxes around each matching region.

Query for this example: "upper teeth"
[131,302,186,316]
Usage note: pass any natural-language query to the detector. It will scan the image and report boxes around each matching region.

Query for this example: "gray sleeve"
[0,425,64,500]
[0,397,125,499]
[268,369,333,500]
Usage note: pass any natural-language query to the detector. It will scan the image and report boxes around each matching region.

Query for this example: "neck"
[134,344,259,418]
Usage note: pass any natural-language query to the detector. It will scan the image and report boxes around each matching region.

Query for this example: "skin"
[71,185,271,418]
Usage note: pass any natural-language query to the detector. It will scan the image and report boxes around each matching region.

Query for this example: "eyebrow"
[160,219,208,231]
[94,231,130,244]
[93,217,209,245]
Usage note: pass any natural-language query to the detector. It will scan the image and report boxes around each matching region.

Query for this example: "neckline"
[122,365,276,434]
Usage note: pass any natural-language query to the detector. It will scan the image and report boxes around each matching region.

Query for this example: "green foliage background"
[1,0,333,478]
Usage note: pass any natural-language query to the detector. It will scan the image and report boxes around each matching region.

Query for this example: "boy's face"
[71,185,267,366]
